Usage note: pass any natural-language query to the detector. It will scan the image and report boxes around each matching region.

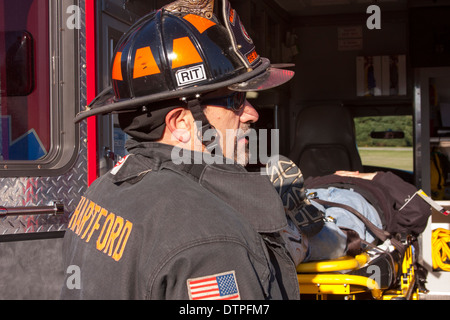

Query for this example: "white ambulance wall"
[290,17,409,104]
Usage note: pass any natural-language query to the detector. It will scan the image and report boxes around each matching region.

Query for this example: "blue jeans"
[303,187,383,262]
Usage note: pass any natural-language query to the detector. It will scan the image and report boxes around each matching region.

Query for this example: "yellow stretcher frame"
[297,244,419,300]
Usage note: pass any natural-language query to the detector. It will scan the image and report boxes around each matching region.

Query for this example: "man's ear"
[165,107,192,143]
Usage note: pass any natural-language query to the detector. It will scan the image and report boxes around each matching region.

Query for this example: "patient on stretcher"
[298,171,383,264]
[268,157,432,267]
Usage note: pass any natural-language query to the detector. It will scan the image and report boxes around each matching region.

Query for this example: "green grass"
[358,147,413,172]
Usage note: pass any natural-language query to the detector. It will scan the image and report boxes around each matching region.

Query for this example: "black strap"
[286,203,325,237]
[313,198,405,254]
[340,227,363,256]
[186,99,220,152]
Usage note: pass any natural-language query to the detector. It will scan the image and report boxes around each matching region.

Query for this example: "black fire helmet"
[75,0,294,124]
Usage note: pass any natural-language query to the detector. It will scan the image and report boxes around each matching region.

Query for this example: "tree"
[354,115,413,147]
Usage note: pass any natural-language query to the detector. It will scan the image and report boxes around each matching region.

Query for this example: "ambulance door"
[0,0,80,238]
[96,0,162,175]
[0,0,82,299]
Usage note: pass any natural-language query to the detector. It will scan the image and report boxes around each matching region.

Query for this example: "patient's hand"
[334,171,377,180]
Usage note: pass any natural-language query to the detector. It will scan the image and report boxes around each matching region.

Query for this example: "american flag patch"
[187,271,240,300]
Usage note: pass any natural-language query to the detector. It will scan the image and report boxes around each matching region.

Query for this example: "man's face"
[202,90,259,165]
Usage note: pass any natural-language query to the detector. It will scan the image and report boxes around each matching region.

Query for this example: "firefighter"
[62,0,297,299]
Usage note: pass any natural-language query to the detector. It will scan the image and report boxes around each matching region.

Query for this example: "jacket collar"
[111,140,287,233]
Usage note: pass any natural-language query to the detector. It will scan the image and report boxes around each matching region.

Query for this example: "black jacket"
[61,141,299,299]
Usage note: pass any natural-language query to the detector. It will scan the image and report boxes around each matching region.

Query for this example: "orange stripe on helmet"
[171,37,203,69]
[133,46,161,79]
[228,7,236,24]
[112,52,123,81]
[183,14,216,34]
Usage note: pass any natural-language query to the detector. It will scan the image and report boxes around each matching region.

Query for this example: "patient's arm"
[334,171,377,180]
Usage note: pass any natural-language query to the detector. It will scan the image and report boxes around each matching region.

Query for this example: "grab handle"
[0,201,64,217]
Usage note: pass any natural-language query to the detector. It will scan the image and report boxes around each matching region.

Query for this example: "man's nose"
[239,100,259,123]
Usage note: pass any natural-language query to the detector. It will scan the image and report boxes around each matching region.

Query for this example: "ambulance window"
[0,0,50,161]
[0,0,78,176]
[354,115,413,172]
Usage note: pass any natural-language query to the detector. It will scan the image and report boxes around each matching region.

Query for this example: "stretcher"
[296,236,422,300]
[266,156,431,300]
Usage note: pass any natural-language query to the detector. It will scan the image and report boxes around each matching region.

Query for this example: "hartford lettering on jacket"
[68,196,133,262]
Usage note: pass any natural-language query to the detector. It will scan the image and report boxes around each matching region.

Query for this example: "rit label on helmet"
[176,64,207,86]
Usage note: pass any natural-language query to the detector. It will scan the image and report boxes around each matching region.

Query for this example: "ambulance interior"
[256,0,450,299]
[234,0,450,299]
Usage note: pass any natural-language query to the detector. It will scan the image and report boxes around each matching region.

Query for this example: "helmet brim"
[228,66,294,92]
[74,58,294,123]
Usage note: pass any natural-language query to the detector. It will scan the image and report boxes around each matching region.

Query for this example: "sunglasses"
[201,91,247,112]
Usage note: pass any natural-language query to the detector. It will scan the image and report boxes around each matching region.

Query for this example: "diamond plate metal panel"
[0,133,87,235]
[0,1,88,237]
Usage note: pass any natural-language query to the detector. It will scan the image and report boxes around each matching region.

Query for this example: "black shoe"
[266,155,306,211]
[266,155,325,237]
